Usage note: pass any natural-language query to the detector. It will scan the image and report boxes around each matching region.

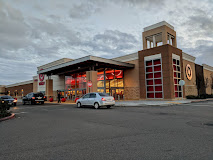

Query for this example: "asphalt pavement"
[0,101,213,160]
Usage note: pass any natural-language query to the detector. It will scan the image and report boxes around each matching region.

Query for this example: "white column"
[169,35,172,45]
[153,36,156,47]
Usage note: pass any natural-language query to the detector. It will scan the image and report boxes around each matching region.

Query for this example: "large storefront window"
[145,56,163,99]
[97,69,124,100]
[65,72,86,99]
[173,57,182,98]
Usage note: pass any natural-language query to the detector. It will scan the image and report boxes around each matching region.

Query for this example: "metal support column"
[104,69,106,93]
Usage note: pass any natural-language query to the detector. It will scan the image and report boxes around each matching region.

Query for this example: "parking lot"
[1,101,213,160]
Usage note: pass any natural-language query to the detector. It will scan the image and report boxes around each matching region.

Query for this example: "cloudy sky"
[0,0,213,85]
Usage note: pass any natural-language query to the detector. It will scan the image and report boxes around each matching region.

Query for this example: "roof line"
[37,55,134,74]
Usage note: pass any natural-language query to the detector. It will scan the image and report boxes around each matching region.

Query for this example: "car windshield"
[98,93,110,97]
[1,96,13,99]
[34,93,44,97]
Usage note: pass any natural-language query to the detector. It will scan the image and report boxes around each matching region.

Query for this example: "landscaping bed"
[0,100,11,119]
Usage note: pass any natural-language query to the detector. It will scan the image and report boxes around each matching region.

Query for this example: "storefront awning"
[37,55,135,75]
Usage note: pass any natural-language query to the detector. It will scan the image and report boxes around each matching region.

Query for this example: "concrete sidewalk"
[115,98,213,106]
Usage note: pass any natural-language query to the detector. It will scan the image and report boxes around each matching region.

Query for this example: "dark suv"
[23,92,46,105]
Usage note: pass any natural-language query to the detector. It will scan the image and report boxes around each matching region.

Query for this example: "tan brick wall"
[46,79,53,98]
[86,71,97,93]
[183,59,198,96]
[203,69,213,95]
[0,86,6,96]
[124,87,140,100]
[5,83,33,97]
[33,79,38,93]
[123,59,140,100]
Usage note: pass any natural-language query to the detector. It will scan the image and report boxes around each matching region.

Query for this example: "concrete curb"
[45,102,75,105]
[0,113,15,122]
[191,98,213,103]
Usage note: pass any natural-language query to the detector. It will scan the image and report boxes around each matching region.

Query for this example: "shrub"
[186,95,198,99]
[206,94,213,98]
[0,100,11,118]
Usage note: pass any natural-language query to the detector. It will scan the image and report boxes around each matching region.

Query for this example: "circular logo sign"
[87,80,92,87]
[185,64,192,80]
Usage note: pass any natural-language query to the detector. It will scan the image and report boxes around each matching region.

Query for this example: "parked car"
[22,92,46,105]
[76,93,115,109]
[0,95,17,106]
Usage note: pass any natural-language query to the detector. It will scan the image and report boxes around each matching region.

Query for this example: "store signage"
[87,80,92,87]
[185,64,192,80]
[39,69,45,85]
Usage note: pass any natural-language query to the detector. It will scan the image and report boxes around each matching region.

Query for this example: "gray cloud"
[0,0,213,85]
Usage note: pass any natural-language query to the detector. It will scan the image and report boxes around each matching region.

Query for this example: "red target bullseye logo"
[185,64,192,80]
[39,74,44,81]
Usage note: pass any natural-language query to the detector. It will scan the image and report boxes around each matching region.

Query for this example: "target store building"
[1,21,213,100]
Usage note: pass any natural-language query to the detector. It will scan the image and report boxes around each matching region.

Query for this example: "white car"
[76,92,115,109]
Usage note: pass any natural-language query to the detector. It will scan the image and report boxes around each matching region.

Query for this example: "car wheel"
[14,103,16,106]
[77,102,81,108]
[23,101,25,105]
[41,101,44,105]
[107,105,111,109]
[94,102,99,109]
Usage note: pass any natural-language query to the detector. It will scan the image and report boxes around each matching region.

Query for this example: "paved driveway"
[1,101,213,160]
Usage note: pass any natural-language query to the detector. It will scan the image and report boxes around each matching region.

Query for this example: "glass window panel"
[154,72,161,78]
[155,92,163,98]
[115,70,123,79]
[146,73,153,79]
[174,72,177,78]
[97,74,104,81]
[146,60,152,66]
[173,59,176,64]
[178,86,182,91]
[175,92,178,98]
[177,66,180,71]
[82,82,86,88]
[154,59,161,65]
[175,85,178,91]
[177,79,180,84]
[146,67,153,72]
[154,66,161,72]
[179,92,182,97]
[178,73,181,78]
[114,79,118,87]
[110,79,115,87]
[117,79,123,87]
[105,69,114,80]
[177,60,180,65]
[147,86,154,91]
[173,65,176,71]
[174,79,177,84]
[147,80,153,85]
[147,93,154,98]
[106,80,109,88]
[97,89,104,93]
[97,81,104,87]
[106,89,109,94]
[155,86,162,91]
[154,79,162,85]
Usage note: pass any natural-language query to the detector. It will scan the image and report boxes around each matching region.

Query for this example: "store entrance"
[65,89,86,101]
[110,88,124,100]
